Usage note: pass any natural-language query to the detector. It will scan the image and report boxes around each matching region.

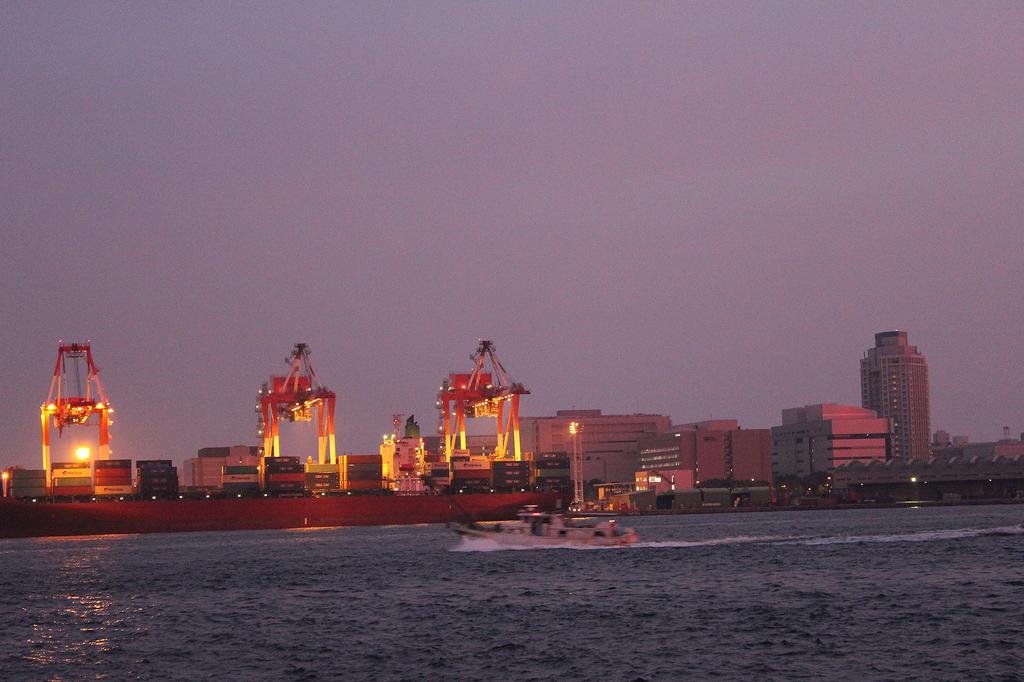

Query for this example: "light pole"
[1,471,8,498]
[569,421,583,508]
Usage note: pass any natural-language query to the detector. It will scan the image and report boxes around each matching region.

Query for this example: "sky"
[2,2,1022,468]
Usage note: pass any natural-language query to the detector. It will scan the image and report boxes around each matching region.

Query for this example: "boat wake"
[450,534,793,552]
[450,525,1023,552]
[787,524,1024,546]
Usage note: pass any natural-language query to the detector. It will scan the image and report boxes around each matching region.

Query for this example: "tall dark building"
[860,331,931,460]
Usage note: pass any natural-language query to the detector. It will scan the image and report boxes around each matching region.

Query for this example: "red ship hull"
[0,492,565,539]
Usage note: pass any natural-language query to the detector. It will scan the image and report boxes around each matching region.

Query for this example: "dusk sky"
[2,2,1022,468]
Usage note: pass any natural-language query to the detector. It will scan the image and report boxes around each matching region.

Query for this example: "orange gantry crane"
[40,342,112,478]
[438,339,529,461]
[257,343,337,464]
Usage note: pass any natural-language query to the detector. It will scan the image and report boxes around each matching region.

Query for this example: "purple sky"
[2,2,1022,468]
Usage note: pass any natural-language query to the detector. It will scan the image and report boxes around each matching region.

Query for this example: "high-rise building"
[860,331,931,460]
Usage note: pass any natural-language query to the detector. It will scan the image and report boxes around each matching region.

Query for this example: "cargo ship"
[0,491,565,539]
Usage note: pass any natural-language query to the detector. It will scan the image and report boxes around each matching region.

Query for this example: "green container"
[53,476,93,487]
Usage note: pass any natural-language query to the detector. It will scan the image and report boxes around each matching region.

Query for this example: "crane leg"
[98,408,110,460]
[495,401,506,458]
[40,410,51,493]
[511,394,522,461]
[317,405,327,465]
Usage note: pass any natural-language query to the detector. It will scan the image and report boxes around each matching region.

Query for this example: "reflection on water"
[19,551,142,669]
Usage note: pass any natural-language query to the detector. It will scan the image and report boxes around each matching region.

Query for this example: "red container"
[266,473,305,483]
[345,480,382,491]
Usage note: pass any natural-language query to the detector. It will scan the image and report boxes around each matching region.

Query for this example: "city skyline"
[4,326,1017,469]
[2,3,1022,467]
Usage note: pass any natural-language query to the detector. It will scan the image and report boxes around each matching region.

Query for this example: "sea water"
[1,505,1022,680]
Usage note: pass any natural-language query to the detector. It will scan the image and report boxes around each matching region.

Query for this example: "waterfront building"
[832,454,1024,501]
[636,419,772,489]
[771,404,890,478]
[860,330,931,460]
[521,410,671,483]
[931,434,1024,462]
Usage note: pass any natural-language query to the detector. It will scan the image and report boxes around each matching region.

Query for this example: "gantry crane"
[40,342,113,480]
[257,343,337,464]
[438,339,529,461]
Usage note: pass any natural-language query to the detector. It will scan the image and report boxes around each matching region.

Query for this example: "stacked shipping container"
[451,457,493,493]
[263,457,304,495]
[532,452,572,492]
[51,461,92,497]
[305,463,341,493]
[9,469,47,498]
[93,459,133,496]
[341,454,382,491]
[222,465,259,496]
[137,460,179,499]
[492,459,530,492]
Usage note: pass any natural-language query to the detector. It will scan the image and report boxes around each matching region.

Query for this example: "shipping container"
[453,462,491,471]
[264,483,305,493]
[51,461,91,470]
[533,461,570,471]
[493,461,530,471]
[11,469,47,480]
[136,460,172,468]
[94,471,131,480]
[534,451,570,461]
[53,476,93,487]
[224,465,258,475]
[222,481,259,490]
[222,482,259,495]
[305,463,339,473]
[344,480,382,491]
[50,486,92,497]
[342,454,382,464]
[264,471,303,481]
[138,469,176,479]
[94,459,132,469]
[94,485,134,496]
[223,474,259,484]
[264,461,304,471]
[534,467,571,475]
[10,487,47,498]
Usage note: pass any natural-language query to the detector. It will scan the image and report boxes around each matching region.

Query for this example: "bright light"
[47,403,56,411]
[95,402,104,409]
[75,447,91,460]
[910,476,917,483]
[569,421,579,435]
[1,472,7,481]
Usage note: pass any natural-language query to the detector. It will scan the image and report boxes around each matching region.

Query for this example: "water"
[1,505,1022,680]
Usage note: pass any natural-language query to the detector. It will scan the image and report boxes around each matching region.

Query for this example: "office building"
[771,404,890,478]
[521,410,671,483]
[637,419,772,489]
[860,330,931,460]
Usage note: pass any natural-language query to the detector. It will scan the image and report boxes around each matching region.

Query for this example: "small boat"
[449,505,640,547]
